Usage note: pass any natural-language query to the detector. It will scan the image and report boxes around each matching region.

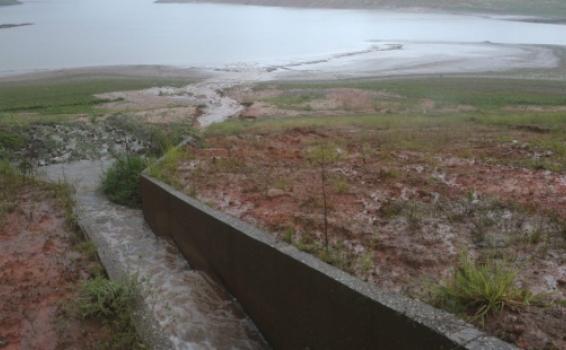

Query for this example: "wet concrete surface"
[40,160,268,350]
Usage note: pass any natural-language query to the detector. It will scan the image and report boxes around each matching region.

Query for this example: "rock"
[266,188,286,198]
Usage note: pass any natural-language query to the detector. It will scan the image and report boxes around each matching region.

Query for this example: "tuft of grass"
[77,276,145,349]
[281,227,294,244]
[355,252,375,278]
[147,147,186,185]
[332,176,350,194]
[78,276,137,319]
[0,160,21,223]
[0,128,25,150]
[75,240,99,260]
[102,155,148,208]
[434,253,538,322]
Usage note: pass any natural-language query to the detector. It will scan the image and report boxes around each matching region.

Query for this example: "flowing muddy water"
[1,0,566,76]
[40,159,268,350]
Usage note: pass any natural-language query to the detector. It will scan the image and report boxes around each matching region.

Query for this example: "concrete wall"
[141,174,515,350]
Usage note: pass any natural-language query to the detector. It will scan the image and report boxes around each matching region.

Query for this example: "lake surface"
[1,0,566,76]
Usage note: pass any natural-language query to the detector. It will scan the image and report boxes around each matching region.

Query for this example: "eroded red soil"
[176,127,566,349]
[0,187,105,350]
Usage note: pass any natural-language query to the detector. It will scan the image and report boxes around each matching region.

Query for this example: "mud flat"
[269,42,560,80]
[69,42,562,127]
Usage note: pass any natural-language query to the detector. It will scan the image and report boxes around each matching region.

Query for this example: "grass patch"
[106,114,198,156]
[271,78,566,111]
[147,147,187,185]
[77,276,144,349]
[206,114,460,137]
[205,110,566,171]
[263,92,321,110]
[0,160,21,223]
[473,113,566,130]
[101,156,148,208]
[0,76,192,115]
[434,253,539,322]
[0,128,25,150]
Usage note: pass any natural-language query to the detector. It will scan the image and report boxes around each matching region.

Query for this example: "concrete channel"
[41,160,268,350]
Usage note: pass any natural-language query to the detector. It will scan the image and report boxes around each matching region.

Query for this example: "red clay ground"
[0,182,108,350]
[170,123,566,350]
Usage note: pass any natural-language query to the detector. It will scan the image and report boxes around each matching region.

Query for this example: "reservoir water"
[1,0,566,75]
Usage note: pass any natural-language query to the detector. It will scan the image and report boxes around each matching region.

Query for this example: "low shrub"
[434,253,538,322]
[102,155,148,208]
[77,276,144,349]
[147,147,185,185]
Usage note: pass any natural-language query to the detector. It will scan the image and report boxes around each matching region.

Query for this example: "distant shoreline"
[0,0,21,6]
[155,0,566,20]
[0,23,33,30]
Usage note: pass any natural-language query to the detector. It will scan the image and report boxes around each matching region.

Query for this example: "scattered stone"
[267,188,287,198]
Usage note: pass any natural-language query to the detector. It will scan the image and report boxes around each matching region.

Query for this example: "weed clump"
[434,253,538,322]
[78,276,144,349]
[102,155,148,208]
[147,147,186,185]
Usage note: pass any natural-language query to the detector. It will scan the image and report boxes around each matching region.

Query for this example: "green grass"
[147,147,187,185]
[0,76,192,116]
[263,92,321,110]
[204,110,566,172]
[106,114,198,156]
[434,253,539,322]
[207,114,432,136]
[0,128,25,151]
[77,275,144,349]
[272,78,566,110]
[102,156,148,208]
